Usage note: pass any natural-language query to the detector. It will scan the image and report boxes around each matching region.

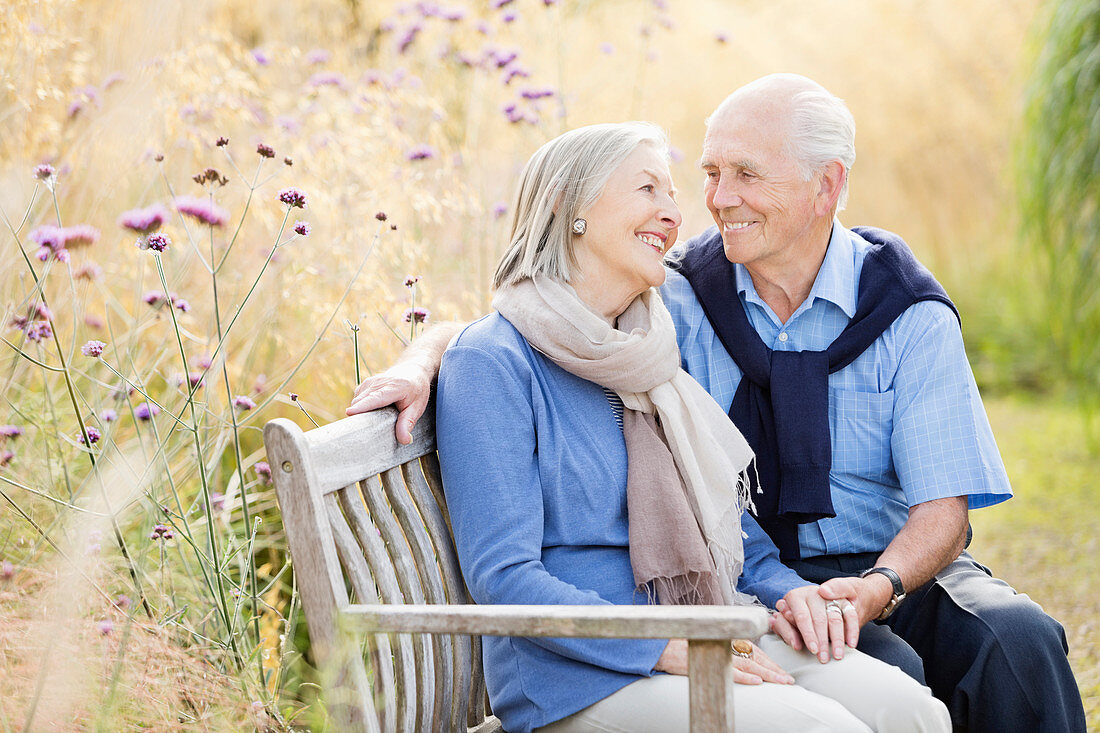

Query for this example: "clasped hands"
[771,574,893,664]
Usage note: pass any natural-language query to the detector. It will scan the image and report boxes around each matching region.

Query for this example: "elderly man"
[346,74,1085,732]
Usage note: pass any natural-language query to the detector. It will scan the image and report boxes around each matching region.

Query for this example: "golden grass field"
[2,0,1096,729]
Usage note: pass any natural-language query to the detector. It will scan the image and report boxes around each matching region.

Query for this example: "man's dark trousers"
[788,552,1086,732]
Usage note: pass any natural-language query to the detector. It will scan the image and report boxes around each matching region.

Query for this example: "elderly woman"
[434,122,949,733]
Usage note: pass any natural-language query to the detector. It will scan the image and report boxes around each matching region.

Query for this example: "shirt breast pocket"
[829,388,895,479]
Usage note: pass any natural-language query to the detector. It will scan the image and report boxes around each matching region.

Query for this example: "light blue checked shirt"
[660,221,1012,558]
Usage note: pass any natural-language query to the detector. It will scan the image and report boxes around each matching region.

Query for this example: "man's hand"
[771,584,860,663]
[818,574,893,628]
[346,366,432,445]
[345,322,464,444]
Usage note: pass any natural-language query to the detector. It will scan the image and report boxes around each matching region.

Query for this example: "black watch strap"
[859,567,906,620]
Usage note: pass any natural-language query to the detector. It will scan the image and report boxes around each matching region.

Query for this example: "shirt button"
[778,332,789,342]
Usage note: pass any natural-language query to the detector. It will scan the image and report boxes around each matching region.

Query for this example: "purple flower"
[211,491,226,511]
[173,297,191,313]
[1,560,13,579]
[404,275,421,287]
[149,523,173,540]
[309,71,347,89]
[0,426,23,440]
[293,221,310,236]
[520,86,554,100]
[406,144,435,161]
[256,143,275,158]
[26,322,53,342]
[250,48,270,66]
[375,211,388,221]
[254,461,273,485]
[403,307,430,324]
[715,31,729,43]
[187,372,204,388]
[84,313,104,329]
[195,354,213,369]
[134,402,160,421]
[30,225,65,251]
[113,594,131,610]
[289,392,299,401]
[63,225,99,248]
[306,48,331,64]
[75,263,103,280]
[146,233,170,252]
[174,196,228,226]
[277,187,307,209]
[491,0,514,7]
[119,204,169,234]
[143,290,166,307]
[397,23,422,54]
[502,11,516,22]
[490,49,518,68]
[600,42,615,54]
[441,7,466,21]
[503,66,530,84]
[216,136,229,147]
[96,619,114,635]
[100,409,118,423]
[492,201,508,218]
[0,451,13,467]
[34,164,56,181]
[78,426,101,445]
[81,340,106,357]
[233,395,257,411]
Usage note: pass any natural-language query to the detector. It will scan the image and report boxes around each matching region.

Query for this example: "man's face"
[700,105,822,272]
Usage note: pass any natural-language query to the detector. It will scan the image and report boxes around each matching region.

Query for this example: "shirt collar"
[734,219,857,319]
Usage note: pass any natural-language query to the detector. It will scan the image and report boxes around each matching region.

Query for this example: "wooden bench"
[264,406,769,732]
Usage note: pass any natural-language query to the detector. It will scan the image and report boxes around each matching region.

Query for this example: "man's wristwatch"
[859,567,906,620]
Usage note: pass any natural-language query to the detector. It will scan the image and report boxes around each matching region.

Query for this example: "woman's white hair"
[493,121,670,289]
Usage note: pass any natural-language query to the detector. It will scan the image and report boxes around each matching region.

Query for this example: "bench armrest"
[342,603,770,640]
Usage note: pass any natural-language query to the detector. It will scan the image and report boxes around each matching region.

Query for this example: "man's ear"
[814,160,846,216]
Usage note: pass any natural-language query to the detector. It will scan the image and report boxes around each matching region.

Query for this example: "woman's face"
[572,144,682,303]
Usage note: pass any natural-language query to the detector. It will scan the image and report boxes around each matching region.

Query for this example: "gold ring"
[732,639,754,659]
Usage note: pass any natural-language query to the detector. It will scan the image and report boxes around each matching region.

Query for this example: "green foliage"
[1017,0,1100,397]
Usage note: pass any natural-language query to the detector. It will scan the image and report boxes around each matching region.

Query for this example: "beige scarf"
[493,274,758,606]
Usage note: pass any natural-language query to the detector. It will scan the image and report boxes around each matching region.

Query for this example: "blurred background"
[1,0,1096,729]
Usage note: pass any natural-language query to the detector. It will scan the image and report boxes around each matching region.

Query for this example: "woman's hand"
[653,639,795,685]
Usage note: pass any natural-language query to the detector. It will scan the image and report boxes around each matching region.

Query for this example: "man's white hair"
[708,74,856,210]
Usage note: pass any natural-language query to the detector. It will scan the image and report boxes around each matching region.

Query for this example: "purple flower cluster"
[99,409,118,422]
[233,395,257,411]
[25,321,53,342]
[142,290,190,312]
[29,224,99,261]
[134,402,160,421]
[119,204,169,234]
[293,221,310,236]
[187,372,204,388]
[81,340,106,357]
[146,233,170,252]
[306,48,332,64]
[0,451,13,467]
[406,144,435,161]
[492,201,508,218]
[174,196,228,226]
[257,143,275,158]
[78,426,101,445]
[404,275,421,287]
[254,461,273,485]
[34,164,56,181]
[404,307,430,324]
[0,425,23,440]
[277,187,307,209]
[149,523,174,541]
[309,72,347,89]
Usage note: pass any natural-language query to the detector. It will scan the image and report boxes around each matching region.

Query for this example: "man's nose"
[711,175,743,209]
